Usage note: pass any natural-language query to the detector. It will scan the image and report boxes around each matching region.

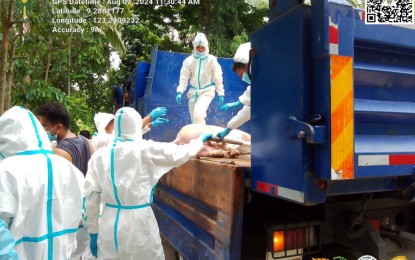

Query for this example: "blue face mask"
[47,125,58,141]
[242,73,251,84]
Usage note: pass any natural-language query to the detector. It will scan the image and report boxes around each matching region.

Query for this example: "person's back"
[90,133,113,151]
[56,134,91,176]
[83,107,208,259]
[86,140,165,259]
[0,106,84,259]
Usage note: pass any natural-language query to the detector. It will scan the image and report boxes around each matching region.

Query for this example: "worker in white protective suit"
[83,107,212,259]
[217,42,251,140]
[90,112,115,151]
[176,32,225,125]
[0,106,84,260]
[91,108,169,152]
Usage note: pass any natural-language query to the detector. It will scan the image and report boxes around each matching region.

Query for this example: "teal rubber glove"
[152,118,169,128]
[149,107,167,120]
[90,233,98,257]
[200,133,213,143]
[176,93,183,105]
[220,101,242,110]
[216,127,231,140]
[218,96,224,107]
[0,219,18,260]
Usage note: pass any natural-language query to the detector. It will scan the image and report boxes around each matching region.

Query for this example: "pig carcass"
[173,124,251,158]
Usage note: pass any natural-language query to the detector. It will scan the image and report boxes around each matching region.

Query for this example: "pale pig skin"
[173,124,251,158]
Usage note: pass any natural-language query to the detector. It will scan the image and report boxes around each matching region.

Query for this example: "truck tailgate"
[153,156,250,259]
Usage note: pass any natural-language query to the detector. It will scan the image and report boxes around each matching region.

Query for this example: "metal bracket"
[286,115,326,144]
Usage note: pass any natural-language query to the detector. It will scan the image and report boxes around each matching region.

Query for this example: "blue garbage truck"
[126,0,415,259]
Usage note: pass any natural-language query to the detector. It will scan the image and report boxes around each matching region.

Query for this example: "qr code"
[366,0,414,24]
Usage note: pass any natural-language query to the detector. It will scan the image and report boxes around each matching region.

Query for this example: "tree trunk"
[45,37,53,83]
[5,28,18,110]
[0,2,11,115]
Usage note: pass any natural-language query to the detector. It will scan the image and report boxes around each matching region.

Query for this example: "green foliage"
[347,0,364,8]
[11,80,97,133]
[11,80,69,110]
[8,0,123,128]
[66,94,95,134]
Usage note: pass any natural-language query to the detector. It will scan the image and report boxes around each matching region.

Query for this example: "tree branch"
[7,0,13,25]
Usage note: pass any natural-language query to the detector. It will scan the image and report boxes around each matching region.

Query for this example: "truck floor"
[195,154,251,168]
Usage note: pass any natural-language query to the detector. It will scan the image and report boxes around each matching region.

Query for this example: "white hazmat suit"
[90,112,115,151]
[228,42,251,129]
[83,107,205,259]
[177,33,225,124]
[0,106,84,260]
[91,112,153,152]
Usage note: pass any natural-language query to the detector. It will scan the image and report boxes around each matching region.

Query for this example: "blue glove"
[149,107,167,120]
[216,127,231,140]
[218,96,224,107]
[176,93,183,105]
[200,133,213,143]
[0,219,18,259]
[152,118,169,128]
[220,101,242,110]
[90,233,98,257]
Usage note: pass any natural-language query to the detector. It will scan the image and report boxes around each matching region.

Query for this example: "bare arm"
[88,141,95,155]
[53,147,72,163]
[142,115,152,129]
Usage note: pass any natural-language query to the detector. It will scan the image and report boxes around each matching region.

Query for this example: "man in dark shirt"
[36,103,93,176]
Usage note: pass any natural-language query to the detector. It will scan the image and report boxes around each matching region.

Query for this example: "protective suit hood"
[114,107,143,141]
[0,106,51,160]
[192,32,209,57]
[233,42,251,64]
[94,112,114,134]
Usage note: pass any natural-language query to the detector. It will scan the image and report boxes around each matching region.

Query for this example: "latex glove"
[218,96,224,107]
[176,92,183,105]
[216,127,231,140]
[199,133,213,143]
[90,233,98,257]
[152,118,169,128]
[220,101,242,110]
[149,107,167,120]
[0,219,18,260]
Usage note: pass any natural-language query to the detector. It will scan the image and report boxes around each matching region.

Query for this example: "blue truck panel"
[132,47,250,142]
[251,5,315,203]
[129,61,150,112]
[251,1,415,204]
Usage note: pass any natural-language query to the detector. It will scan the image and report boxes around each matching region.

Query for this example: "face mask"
[47,125,58,141]
[242,73,251,84]
[194,51,205,59]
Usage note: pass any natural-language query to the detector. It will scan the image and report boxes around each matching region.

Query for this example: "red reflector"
[369,218,380,232]
[389,154,415,165]
[285,229,307,250]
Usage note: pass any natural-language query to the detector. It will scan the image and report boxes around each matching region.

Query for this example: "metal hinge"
[286,115,326,144]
